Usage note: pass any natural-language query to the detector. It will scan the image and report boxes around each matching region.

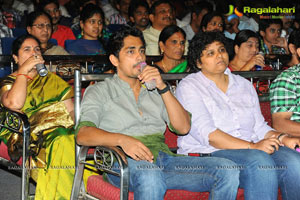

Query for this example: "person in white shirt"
[176,30,300,200]
[182,1,212,41]
[143,0,173,55]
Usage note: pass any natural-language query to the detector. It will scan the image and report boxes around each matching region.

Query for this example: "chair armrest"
[72,145,129,200]
[93,146,128,176]
[0,106,31,200]
[0,106,30,137]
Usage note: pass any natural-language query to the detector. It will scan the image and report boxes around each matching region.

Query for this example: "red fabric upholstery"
[260,101,272,126]
[0,142,22,165]
[87,175,211,200]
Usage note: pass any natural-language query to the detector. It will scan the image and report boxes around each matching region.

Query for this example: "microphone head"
[139,61,147,71]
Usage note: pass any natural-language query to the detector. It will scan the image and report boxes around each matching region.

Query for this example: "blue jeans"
[107,151,239,200]
[211,147,300,200]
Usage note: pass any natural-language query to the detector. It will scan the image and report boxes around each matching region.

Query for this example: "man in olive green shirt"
[76,26,239,200]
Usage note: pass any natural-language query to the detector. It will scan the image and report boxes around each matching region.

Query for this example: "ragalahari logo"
[226,5,243,21]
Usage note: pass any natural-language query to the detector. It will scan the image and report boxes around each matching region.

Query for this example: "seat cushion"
[0,142,22,165]
[87,175,210,200]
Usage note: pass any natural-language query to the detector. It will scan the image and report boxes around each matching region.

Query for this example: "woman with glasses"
[201,12,235,61]
[26,10,69,55]
[200,12,225,33]
[0,35,75,199]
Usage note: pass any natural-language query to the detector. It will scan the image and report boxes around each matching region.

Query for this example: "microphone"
[140,62,156,90]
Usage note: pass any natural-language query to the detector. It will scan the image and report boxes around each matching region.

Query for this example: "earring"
[161,50,164,55]
[81,30,84,36]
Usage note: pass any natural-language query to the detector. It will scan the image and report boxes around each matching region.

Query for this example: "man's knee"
[132,162,166,190]
[245,149,276,167]
[215,158,240,186]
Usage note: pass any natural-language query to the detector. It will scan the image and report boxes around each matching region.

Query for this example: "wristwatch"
[157,83,170,95]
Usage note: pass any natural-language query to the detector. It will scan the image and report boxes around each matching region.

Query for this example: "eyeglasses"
[32,23,52,29]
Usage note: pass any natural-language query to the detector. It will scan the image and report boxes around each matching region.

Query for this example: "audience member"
[143,0,174,55]
[76,26,239,200]
[0,23,13,55]
[70,0,101,36]
[229,30,264,71]
[12,0,34,14]
[0,34,75,199]
[0,0,23,28]
[26,10,69,55]
[39,0,75,48]
[238,1,263,33]
[100,0,119,20]
[270,30,300,136]
[200,12,225,33]
[109,0,131,25]
[279,2,294,40]
[153,25,187,73]
[224,14,240,40]
[280,13,294,41]
[259,18,288,55]
[201,12,234,60]
[66,4,106,55]
[181,1,213,41]
[176,31,300,200]
[128,0,150,31]
[287,30,300,67]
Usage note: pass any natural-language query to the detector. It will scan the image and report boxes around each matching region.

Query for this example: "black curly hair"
[188,31,227,72]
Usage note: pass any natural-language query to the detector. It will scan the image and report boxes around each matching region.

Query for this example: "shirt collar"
[198,68,235,89]
[113,74,148,92]
[149,26,162,35]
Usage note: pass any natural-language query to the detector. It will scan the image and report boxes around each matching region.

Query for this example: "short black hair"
[200,12,225,32]
[234,30,259,47]
[107,26,145,58]
[149,0,173,15]
[38,0,59,10]
[188,31,227,72]
[259,18,282,32]
[288,30,300,49]
[191,1,213,18]
[128,0,150,19]
[12,34,40,56]
[26,10,52,28]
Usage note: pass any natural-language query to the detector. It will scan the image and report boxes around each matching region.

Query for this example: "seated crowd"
[1,0,300,200]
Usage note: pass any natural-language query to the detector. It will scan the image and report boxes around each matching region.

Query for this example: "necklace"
[161,59,168,73]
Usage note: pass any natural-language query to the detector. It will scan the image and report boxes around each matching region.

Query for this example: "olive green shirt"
[77,74,177,160]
